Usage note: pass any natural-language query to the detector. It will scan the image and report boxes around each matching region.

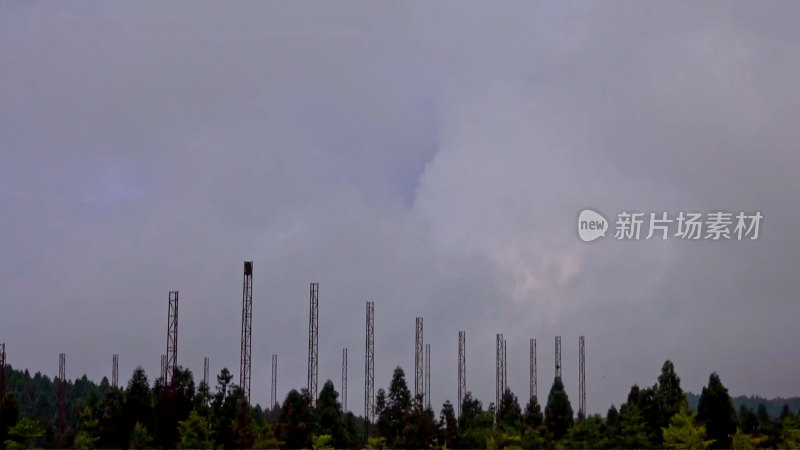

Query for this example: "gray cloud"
[1,1,799,415]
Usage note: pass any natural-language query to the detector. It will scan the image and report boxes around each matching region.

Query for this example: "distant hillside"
[687,392,800,417]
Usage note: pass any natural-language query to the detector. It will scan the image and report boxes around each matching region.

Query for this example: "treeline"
[1,360,800,448]
[686,393,800,421]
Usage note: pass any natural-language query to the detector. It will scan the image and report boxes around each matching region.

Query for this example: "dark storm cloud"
[1,1,799,414]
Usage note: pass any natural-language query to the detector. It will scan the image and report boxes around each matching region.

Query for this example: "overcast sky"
[2,1,800,415]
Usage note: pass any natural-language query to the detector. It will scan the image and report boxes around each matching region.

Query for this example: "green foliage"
[0,393,21,446]
[128,421,152,449]
[178,411,212,449]
[278,389,314,448]
[564,414,603,449]
[378,367,412,446]
[73,393,100,450]
[253,422,284,449]
[438,400,458,448]
[366,436,387,450]
[657,361,687,429]
[732,428,767,450]
[544,377,574,440]
[520,427,547,449]
[698,372,737,449]
[5,358,800,450]
[523,395,543,429]
[662,406,714,449]
[779,416,800,449]
[497,388,523,432]
[494,429,522,449]
[619,399,652,448]
[313,433,334,450]
[4,417,44,449]
[457,391,494,448]
[316,380,346,446]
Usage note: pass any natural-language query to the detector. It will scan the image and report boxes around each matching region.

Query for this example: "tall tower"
[342,348,348,411]
[112,354,119,388]
[496,333,504,417]
[503,339,507,391]
[364,301,375,427]
[457,331,465,418]
[414,317,424,403]
[271,354,277,409]
[424,343,431,410]
[307,282,319,404]
[203,357,210,386]
[529,339,537,402]
[58,353,66,439]
[555,336,562,380]
[579,336,586,416]
[240,261,254,402]
[0,343,6,406]
[0,343,4,434]
[166,291,179,385]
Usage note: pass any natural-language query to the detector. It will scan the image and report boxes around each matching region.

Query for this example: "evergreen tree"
[375,388,389,439]
[662,406,714,449]
[313,434,334,450]
[278,389,314,449]
[3,418,44,449]
[600,405,620,448]
[779,416,800,449]
[523,395,544,429]
[230,386,255,449]
[123,367,151,446]
[618,401,651,448]
[253,422,284,449]
[544,377,573,440]
[457,392,493,449]
[738,405,759,434]
[316,380,346,447]
[403,401,436,449]
[756,403,780,448]
[382,367,411,446]
[211,368,242,448]
[177,411,212,449]
[697,372,737,449]
[193,379,212,418]
[128,422,152,449]
[565,414,604,449]
[520,427,547,450]
[73,392,100,450]
[0,393,20,446]
[438,400,458,448]
[497,388,523,432]
[732,428,767,450]
[656,361,686,429]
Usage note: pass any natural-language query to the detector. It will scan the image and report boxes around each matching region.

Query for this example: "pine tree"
[383,367,411,446]
[278,389,314,449]
[3,418,44,449]
[177,411,212,449]
[497,388,523,432]
[698,373,737,449]
[316,380,346,446]
[544,377,574,440]
[656,361,686,429]
[523,395,544,429]
[438,400,458,448]
[662,406,714,449]
[619,402,651,448]
[779,416,800,449]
